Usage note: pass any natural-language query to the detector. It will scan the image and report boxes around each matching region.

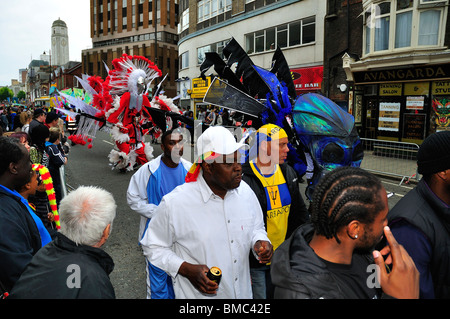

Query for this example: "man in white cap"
[140,126,272,298]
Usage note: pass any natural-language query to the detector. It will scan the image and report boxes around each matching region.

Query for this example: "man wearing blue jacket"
[127,128,192,299]
[0,136,51,296]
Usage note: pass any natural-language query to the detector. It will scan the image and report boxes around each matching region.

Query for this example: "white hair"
[59,186,117,246]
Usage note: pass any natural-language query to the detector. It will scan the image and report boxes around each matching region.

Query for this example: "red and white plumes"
[108,54,162,96]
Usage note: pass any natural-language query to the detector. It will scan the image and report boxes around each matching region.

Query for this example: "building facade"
[326,0,450,143]
[177,0,326,117]
[52,62,83,91]
[26,59,51,103]
[51,19,70,66]
[82,0,179,98]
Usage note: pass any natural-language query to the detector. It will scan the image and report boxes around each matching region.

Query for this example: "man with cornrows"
[271,166,419,299]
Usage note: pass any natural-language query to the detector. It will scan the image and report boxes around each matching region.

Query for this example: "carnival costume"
[55,54,188,171]
[200,38,363,200]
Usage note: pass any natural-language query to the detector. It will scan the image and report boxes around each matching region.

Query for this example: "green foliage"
[17,90,26,100]
[0,87,14,101]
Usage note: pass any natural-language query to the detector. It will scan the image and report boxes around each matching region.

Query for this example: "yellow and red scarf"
[32,164,60,230]
[185,151,220,183]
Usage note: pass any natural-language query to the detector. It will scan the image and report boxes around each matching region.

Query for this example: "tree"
[17,90,26,100]
[0,87,13,101]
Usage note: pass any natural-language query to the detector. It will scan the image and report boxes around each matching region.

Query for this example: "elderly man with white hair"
[9,186,117,299]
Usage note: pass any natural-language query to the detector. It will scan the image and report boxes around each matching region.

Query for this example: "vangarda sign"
[354,64,450,84]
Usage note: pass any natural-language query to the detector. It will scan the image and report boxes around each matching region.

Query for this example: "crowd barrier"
[359,138,420,185]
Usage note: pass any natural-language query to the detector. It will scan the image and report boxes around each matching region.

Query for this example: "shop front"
[188,76,212,119]
[350,63,450,144]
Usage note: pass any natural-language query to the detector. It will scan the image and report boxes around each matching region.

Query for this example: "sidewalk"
[360,150,420,184]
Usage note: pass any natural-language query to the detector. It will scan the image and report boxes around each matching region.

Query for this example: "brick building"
[52,61,83,90]
[82,0,179,97]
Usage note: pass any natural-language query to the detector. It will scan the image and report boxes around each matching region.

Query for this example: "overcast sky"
[0,0,91,86]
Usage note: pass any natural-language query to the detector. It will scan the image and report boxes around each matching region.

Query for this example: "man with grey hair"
[9,186,117,299]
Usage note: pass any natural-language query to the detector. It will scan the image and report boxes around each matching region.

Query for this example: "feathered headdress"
[32,164,60,230]
[108,54,162,96]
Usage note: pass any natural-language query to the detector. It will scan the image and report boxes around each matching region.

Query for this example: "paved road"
[63,129,416,299]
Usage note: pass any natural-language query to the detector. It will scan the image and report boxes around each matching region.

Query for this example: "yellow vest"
[250,161,291,251]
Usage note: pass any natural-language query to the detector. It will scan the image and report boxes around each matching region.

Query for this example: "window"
[374,2,390,51]
[198,0,232,23]
[179,8,189,33]
[197,40,229,64]
[395,0,413,48]
[302,16,315,44]
[244,17,315,54]
[418,9,440,45]
[180,51,189,70]
[363,0,447,56]
[289,21,300,47]
[277,25,288,48]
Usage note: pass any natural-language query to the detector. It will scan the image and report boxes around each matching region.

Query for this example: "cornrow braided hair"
[310,166,385,244]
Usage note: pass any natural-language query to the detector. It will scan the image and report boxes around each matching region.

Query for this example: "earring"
[354,235,358,239]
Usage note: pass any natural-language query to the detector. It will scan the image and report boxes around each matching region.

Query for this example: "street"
[64,129,149,299]
[63,129,416,299]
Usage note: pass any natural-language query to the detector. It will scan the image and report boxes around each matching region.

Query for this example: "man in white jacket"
[140,126,273,299]
[127,128,192,299]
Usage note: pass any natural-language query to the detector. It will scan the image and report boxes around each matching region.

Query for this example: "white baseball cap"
[196,126,249,159]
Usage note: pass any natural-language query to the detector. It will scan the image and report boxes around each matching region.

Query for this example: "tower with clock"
[51,18,69,66]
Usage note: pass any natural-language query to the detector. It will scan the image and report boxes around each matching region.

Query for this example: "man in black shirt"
[271,166,419,299]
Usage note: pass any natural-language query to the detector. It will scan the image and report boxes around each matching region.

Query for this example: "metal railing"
[359,138,420,185]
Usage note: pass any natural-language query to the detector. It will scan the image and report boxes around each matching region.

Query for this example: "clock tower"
[51,18,69,66]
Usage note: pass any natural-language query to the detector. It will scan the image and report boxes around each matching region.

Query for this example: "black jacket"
[0,187,42,293]
[270,223,382,299]
[9,232,115,299]
[388,179,450,299]
[242,162,309,267]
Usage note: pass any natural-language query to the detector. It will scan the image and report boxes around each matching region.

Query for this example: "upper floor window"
[198,0,232,23]
[245,17,315,54]
[178,8,189,33]
[197,39,229,64]
[363,0,448,56]
[179,51,189,70]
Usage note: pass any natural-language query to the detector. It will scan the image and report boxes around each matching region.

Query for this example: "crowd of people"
[1,105,449,300]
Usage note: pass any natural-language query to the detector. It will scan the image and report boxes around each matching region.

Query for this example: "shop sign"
[191,76,212,99]
[354,64,450,84]
[404,82,429,96]
[406,96,425,110]
[290,66,323,93]
[403,114,426,140]
[379,102,400,132]
[432,81,450,95]
[379,83,402,96]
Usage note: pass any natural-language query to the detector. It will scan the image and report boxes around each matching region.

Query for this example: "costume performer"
[200,38,363,200]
